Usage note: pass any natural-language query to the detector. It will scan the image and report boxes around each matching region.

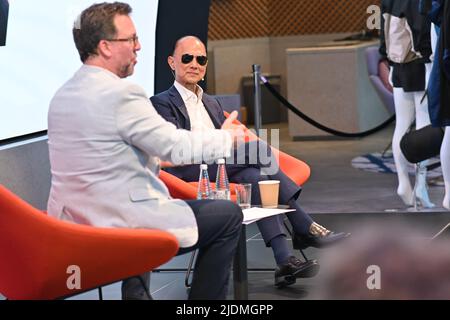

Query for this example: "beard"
[119,61,136,78]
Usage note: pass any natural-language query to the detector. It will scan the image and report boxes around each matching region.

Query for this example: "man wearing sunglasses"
[151,36,349,288]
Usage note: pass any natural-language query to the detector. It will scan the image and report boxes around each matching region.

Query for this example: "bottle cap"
[217,158,225,164]
[200,164,208,169]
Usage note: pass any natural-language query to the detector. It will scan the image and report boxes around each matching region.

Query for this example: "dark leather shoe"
[122,291,153,300]
[293,230,350,250]
[274,256,320,287]
[121,274,153,300]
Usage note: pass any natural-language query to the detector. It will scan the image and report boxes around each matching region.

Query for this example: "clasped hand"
[221,111,247,148]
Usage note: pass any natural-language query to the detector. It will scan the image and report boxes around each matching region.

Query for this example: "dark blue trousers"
[167,141,314,246]
[179,200,242,299]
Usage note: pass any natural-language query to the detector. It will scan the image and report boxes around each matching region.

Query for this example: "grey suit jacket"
[47,65,231,247]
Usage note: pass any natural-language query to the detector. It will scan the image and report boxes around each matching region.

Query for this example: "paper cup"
[258,180,280,208]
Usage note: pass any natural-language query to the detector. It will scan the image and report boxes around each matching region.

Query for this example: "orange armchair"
[158,113,311,288]
[0,184,179,300]
[159,113,311,200]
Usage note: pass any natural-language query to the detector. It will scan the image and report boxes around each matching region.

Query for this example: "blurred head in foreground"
[314,224,450,300]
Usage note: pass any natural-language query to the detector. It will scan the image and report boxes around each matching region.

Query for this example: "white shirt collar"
[174,80,203,103]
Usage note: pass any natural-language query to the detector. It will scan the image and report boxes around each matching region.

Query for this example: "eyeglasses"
[105,35,139,46]
[181,54,208,66]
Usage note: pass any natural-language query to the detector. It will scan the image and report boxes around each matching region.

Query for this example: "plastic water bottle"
[197,164,212,200]
[215,158,230,200]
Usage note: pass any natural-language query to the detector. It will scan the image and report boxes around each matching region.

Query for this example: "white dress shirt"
[174,81,216,131]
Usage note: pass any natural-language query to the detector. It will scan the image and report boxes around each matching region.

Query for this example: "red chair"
[0,184,179,300]
[160,113,311,200]
[158,113,311,287]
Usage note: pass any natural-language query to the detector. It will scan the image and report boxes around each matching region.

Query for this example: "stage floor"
[62,122,450,300]
[1,122,447,300]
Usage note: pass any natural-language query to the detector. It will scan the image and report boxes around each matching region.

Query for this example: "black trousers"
[179,200,243,299]
[122,199,242,300]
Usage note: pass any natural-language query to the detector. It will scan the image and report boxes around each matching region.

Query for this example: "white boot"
[414,162,435,208]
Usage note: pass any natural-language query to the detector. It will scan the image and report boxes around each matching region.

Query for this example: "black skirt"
[392,62,426,92]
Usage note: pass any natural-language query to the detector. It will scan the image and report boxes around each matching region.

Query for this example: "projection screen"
[0,0,159,142]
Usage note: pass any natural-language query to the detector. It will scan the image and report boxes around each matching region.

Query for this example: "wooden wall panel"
[209,0,381,40]
[209,0,269,39]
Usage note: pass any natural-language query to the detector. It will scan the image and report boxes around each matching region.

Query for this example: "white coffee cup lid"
[258,180,280,185]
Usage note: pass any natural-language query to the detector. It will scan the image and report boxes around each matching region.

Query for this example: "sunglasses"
[181,54,208,66]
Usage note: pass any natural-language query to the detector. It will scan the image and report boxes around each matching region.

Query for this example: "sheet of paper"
[242,207,295,225]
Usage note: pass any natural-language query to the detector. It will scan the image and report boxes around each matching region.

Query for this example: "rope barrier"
[260,75,395,138]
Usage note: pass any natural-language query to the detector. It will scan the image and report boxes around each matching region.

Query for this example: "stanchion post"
[252,64,262,137]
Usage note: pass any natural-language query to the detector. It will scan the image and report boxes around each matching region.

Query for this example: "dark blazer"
[151,85,226,131]
[380,0,432,91]
[151,85,228,180]
[151,84,302,205]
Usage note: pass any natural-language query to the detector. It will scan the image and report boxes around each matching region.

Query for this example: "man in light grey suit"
[47,2,243,300]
